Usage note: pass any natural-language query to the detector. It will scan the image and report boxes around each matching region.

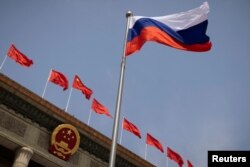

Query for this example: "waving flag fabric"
[187,160,194,167]
[73,75,93,100]
[126,2,211,56]
[49,70,69,90]
[146,133,164,153]
[7,44,33,67]
[167,147,184,167]
[91,98,112,118]
[123,118,142,138]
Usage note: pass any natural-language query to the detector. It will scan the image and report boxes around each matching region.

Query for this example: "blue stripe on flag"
[127,18,209,45]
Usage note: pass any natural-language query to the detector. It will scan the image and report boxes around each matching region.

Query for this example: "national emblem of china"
[49,124,80,161]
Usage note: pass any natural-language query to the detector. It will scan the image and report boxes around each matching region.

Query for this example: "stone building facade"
[0,73,155,167]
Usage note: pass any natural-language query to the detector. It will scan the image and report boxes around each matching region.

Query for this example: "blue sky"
[1,0,250,166]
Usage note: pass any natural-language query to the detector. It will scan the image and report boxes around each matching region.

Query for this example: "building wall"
[0,105,107,167]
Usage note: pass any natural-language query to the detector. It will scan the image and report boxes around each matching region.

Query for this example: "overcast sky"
[1,0,250,166]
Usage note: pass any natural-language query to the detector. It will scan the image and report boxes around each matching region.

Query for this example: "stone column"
[12,147,34,167]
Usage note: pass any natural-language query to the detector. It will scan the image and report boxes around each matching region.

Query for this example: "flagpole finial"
[126,11,133,18]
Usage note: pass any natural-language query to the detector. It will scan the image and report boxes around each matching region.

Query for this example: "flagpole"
[108,11,132,167]
[87,109,92,125]
[0,55,8,71]
[166,157,169,167]
[119,116,125,144]
[144,143,148,160]
[42,69,51,98]
[65,87,73,112]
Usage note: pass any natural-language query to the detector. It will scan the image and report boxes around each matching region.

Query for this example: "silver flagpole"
[108,11,133,167]
[65,87,73,112]
[87,109,92,125]
[0,55,8,71]
[42,69,51,98]
[119,116,125,144]
[144,143,148,160]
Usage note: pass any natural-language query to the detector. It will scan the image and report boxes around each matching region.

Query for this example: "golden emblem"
[49,124,80,161]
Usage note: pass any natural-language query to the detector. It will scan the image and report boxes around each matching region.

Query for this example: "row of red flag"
[122,118,193,167]
[49,69,112,118]
[4,44,112,118]
[3,44,194,167]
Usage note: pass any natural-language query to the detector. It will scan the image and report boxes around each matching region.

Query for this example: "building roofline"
[0,73,155,167]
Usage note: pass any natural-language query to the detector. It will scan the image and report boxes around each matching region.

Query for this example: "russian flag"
[126,2,212,56]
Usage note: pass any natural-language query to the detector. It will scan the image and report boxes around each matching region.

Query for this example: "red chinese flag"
[91,98,112,118]
[187,160,194,167]
[123,118,141,139]
[146,133,164,153]
[72,75,93,100]
[49,70,69,90]
[7,44,33,67]
[167,147,184,167]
